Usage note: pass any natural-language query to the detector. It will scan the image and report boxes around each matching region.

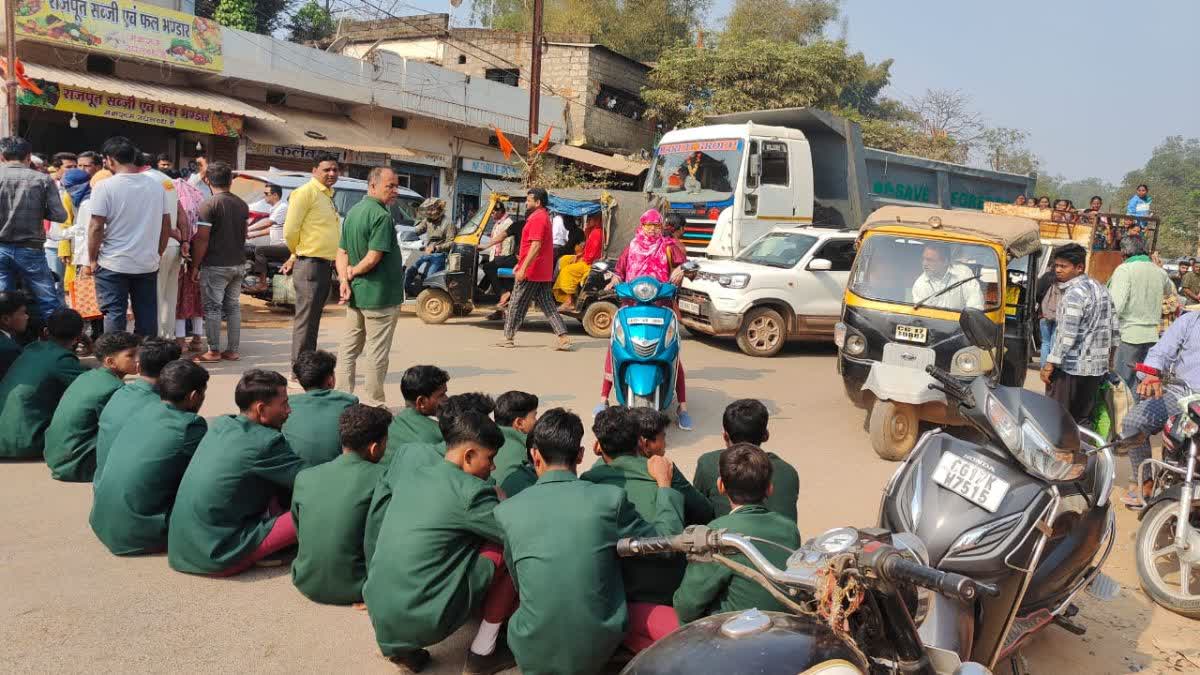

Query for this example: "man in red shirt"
[502,188,571,350]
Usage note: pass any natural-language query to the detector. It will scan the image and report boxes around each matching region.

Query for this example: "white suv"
[678,226,856,357]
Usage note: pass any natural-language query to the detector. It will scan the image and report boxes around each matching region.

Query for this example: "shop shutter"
[244,154,313,172]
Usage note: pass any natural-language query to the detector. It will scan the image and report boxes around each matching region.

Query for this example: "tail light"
[706,207,721,221]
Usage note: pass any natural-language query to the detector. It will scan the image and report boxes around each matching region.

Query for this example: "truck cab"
[678,225,857,357]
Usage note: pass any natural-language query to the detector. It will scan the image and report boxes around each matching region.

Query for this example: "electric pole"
[4,0,18,136]
[527,0,542,144]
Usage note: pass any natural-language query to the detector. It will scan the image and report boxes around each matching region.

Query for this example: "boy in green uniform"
[283,349,359,466]
[630,407,715,525]
[386,365,449,454]
[0,291,30,381]
[0,308,86,459]
[693,399,799,521]
[494,408,684,675]
[363,409,517,674]
[90,360,210,555]
[491,390,538,485]
[95,337,182,480]
[291,403,391,605]
[44,331,140,481]
[168,369,307,576]
[498,437,538,499]
[674,443,802,622]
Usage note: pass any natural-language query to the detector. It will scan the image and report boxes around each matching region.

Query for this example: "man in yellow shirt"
[283,153,341,363]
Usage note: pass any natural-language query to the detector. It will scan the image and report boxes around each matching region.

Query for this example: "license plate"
[895,324,927,343]
[931,452,1010,512]
[628,317,665,326]
[678,299,701,315]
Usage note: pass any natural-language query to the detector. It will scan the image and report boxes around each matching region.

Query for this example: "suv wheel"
[736,307,786,357]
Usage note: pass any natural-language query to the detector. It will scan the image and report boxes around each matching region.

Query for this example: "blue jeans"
[1115,341,1153,402]
[404,253,447,287]
[0,243,63,320]
[44,248,65,301]
[94,266,158,336]
[1039,319,1056,367]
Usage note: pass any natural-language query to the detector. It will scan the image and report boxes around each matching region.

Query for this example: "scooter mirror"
[959,308,998,351]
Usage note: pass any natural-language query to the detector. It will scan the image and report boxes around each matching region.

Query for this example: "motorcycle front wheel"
[1135,498,1200,618]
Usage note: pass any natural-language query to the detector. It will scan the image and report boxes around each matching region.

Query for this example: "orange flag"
[494,127,515,160]
[534,125,554,155]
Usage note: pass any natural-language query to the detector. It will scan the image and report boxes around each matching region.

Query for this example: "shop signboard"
[14,0,224,72]
[461,157,521,179]
[19,80,242,136]
[246,142,390,166]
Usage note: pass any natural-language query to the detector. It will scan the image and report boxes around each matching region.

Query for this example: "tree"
[197,0,292,34]
[723,0,839,45]
[1117,136,1200,256]
[214,0,257,31]
[902,89,983,164]
[979,127,1039,176]
[287,0,335,43]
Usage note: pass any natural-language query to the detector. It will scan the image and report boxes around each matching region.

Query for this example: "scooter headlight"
[985,394,1021,450]
[632,281,657,302]
[613,321,626,347]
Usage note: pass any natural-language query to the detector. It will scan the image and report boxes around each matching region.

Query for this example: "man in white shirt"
[551,211,568,260]
[86,137,171,336]
[142,153,184,339]
[246,184,290,294]
[910,244,984,311]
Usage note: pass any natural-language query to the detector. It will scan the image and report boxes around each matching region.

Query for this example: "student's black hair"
[443,408,504,453]
[494,390,539,426]
[339,404,393,452]
[136,152,152,168]
[155,153,171,164]
[292,349,336,390]
[93,331,141,360]
[156,359,210,403]
[0,290,28,317]
[530,407,584,466]
[205,161,233,189]
[312,151,340,168]
[1052,243,1087,268]
[719,443,774,505]
[138,337,182,378]
[0,136,32,161]
[401,365,450,403]
[45,308,83,341]
[592,407,640,457]
[723,398,769,444]
[630,407,671,440]
[234,369,287,411]
[101,136,139,165]
[527,187,548,207]
[438,392,496,436]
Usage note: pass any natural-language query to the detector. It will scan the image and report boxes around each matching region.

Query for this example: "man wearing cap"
[403,198,457,292]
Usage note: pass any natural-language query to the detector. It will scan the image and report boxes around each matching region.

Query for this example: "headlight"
[844,334,866,356]
[834,322,846,348]
[1179,415,1200,437]
[665,317,677,345]
[985,394,1021,450]
[1017,421,1085,481]
[951,347,992,376]
[718,273,750,289]
[613,321,625,347]
[632,281,657,302]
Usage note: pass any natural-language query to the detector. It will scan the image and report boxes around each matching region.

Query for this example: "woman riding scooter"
[594,209,693,430]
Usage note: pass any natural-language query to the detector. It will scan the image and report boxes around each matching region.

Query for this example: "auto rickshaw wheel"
[416,289,454,324]
[582,301,617,338]
[737,307,786,357]
[869,401,919,461]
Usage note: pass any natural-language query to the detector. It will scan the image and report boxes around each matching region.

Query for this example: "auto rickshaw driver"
[911,243,985,311]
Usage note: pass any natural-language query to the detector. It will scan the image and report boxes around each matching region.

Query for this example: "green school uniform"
[587,456,715,526]
[290,452,383,604]
[581,455,688,605]
[673,504,801,622]
[492,426,527,486]
[494,470,685,675]
[282,389,359,467]
[0,330,21,381]
[385,407,442,459]
[95,379,158,481]
[499,461,537,498]
[89,401,207,555]
[167,415,306,574]
[363,460,503,655]
[0,342,85,459]
[363,441,446,563]
[43,368,124,482]
[693,448,800,521]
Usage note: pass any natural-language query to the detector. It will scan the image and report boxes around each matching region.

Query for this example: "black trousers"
[1048,370,1103,425]
[483,255,517,294]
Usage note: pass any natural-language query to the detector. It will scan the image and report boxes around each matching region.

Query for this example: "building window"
[485,68,520,87]
[391,116,408,129]
[594,85,645,121]
[458,55,467,64]
[86,55,115,75]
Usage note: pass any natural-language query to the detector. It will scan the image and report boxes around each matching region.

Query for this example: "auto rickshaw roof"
[861,206,1043,259]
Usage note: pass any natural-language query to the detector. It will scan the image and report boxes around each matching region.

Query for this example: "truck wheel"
[736,307,786,357]
[582,301,617,339]
[416,289,454,324]
[869,401,919,461]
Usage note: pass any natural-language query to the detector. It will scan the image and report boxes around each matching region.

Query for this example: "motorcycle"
[879,308,1118,671]
[618,525,999,674]
[609,263,697,411]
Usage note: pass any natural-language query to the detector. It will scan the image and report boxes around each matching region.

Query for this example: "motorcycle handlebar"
[616,535,681,557]
[881,553,1000,603]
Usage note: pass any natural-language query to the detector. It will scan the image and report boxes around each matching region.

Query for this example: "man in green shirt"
[335,167,405,406]
[1109,237,1174,396]
[492,390,538,485]
[0,290,29,381]
[283,349,358,466]
[44,331,140,481]
[291,403,390,605]
[95,337,182,481]
[0,308,86,459]
[90,360,209,555]
[1180,257,1200,304]
[693,399,799,521]
[386,364,449,455]
[168,369,306,576]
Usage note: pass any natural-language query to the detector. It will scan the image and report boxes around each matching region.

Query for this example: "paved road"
[0,307,1192,673]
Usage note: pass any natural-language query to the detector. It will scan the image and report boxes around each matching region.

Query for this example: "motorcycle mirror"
[959,308,998,351]
[680,261,700,273]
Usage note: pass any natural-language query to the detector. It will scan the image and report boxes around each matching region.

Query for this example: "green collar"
[729,503,770,516]
[1124,254,1151,264]
[537,469,578,485]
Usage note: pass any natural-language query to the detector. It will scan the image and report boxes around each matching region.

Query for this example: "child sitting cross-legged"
[0,290,30,380]
[95,337,182,481]
[693,399,799,521]
[283,349,359,467]
[291,403,391,605]
[0,308,86,460]
[629,407,714,525]
[673,443,802,622]
[386,365,450,454]
[491,390,538,485]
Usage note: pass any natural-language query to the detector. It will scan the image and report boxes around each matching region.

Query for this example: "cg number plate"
[895,325,927,343]
[931,452,1010,512]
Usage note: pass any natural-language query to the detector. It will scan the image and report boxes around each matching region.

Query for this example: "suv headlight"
[632,280,657,301]
[718,273,750,289]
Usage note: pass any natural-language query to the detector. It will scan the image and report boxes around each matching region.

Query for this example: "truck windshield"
[647,139,742,202]
[736,232,817,268]
[848,235,1002,312]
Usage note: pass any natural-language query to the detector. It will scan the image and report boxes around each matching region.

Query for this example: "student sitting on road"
[291,403,391,606]
[363,408,517,674]
[0,308,86,460]
[0,291,30,381]
[168,369,306,576]
[673,443,802,623]
[282,350,358,467]
[386,364,450,453]
[95,337,182,481]
[90,360,209,555]
[494,409,684,673]
[498,434,538,499]
[630,407,714,525]
[692,399,799,521]
[491,390,539,486]
[44,331,140,482]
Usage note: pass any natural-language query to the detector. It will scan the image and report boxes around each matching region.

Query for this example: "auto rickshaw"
[835,206,1042,460]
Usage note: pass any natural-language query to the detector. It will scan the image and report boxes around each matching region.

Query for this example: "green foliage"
[979,127,1039,176]
[1032,175,1118,208]
[1117,136,1200,257]
[197,0,290,34]
[287,0,335,43]
[213,0,258,32]
[723,0,839,44]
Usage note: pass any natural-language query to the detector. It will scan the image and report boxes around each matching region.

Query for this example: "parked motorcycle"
[879,308,1118,671]
[609,264,697,411]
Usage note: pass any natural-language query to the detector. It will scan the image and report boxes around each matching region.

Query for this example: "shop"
[243,106,418,181]
[391,153,449,202]
[456,157,523,222]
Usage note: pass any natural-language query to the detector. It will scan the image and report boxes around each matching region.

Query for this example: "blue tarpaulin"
[548,195,603,217]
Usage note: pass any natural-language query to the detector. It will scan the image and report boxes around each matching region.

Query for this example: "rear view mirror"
[807,258,832,271]
[960,309,998,351]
